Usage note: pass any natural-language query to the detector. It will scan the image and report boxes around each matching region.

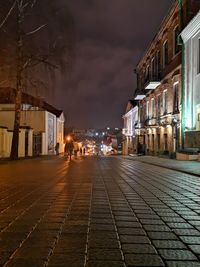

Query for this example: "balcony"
[144,74,161,90]
[134,89,146,100]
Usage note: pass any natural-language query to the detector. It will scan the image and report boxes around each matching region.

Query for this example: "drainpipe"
[178,0,185,149]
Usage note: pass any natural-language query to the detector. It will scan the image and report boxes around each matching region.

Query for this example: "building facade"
[134,0,200,157]
[181,11,200,148]
[0,88,65,158]
[122,100,138,155]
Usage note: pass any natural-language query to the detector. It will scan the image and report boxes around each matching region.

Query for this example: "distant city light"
[115,128,119,130]
[107,127,110,130]
[95,132,99,136]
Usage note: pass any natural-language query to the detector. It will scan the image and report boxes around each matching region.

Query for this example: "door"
[33,133,42,156]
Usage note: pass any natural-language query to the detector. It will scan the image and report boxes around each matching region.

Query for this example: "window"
[156,51,161,76]
[164,134,168,151]
[152,134,155,151]
[163,40,168,67]
[157,95,161,117]
[146,101,149,119]
[151,57,155,79]
[145,65,150,83]
[151,98,155,118]
[173,83,179,112]
[157,134,160,150]
[174,26,180,55]
[163,90,168,114]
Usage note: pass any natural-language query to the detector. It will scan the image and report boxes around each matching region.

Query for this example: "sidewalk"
[127,155,200,177]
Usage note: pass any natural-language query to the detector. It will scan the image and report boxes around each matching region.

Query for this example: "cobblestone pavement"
[1,156,200,266]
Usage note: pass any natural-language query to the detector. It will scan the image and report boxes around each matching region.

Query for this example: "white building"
[122,100,138,155]
[181,11,200,147]
[0,88,65,158]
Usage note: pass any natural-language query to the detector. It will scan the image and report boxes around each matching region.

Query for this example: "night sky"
[54,0,173,129]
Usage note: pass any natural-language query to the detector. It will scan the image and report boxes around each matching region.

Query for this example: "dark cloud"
[55,0,173,128]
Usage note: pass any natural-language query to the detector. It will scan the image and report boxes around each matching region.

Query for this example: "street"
[1,156,200,267]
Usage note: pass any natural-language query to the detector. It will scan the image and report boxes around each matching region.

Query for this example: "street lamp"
[66,136,71,142]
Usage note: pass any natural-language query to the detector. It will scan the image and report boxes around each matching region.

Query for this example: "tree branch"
[0,0,17,29]
[26,24,46,35]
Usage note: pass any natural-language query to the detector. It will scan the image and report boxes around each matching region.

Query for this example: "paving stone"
[117,227,146,235]
[4,258,46,267]
[143,225,170,232]
[48,254,85,266]
[120,235,150,244]
[161,217,186,223]
[158,249,197,260]
[147,232,178,240]
[89,238,119,249]
[167,222,194,229]
[122,244,157,254]
[114,216,138,222]
[166,261,200,267]
[116,221,141,228]
[125,254,164,266]
[90,218,113,224]
[189,221,200,227]
[189,245,200,254]
[152,240,186,249]
[140,219,165,225]
[179,236,200,244]
[90,224,116,231]
[173,229,200,236]
[89,232,117,239]
[88,248,122,260]
[87,261,124,267]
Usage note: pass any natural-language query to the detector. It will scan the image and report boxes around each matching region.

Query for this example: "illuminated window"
[173,83,179,113]
[163,40,168,67]
[146,101,149,119]
[163,90,168,114]
[151,98,155,118]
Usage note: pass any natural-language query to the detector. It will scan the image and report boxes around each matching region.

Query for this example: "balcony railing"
[144,74,161,90]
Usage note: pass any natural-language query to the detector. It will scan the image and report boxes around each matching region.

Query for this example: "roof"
[0,87,63,117]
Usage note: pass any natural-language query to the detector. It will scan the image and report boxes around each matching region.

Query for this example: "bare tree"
[0,0,75,160]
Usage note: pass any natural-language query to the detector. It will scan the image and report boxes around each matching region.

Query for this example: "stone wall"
[185,131,200,148]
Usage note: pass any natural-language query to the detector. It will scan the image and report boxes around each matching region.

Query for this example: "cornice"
[181,11,200,42]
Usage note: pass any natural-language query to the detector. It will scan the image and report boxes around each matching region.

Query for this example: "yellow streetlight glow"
[66,136,71,142]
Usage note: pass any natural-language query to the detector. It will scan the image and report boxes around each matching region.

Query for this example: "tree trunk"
[10,0,23,160]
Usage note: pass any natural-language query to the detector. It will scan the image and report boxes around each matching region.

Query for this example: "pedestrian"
[55,142,59,155]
